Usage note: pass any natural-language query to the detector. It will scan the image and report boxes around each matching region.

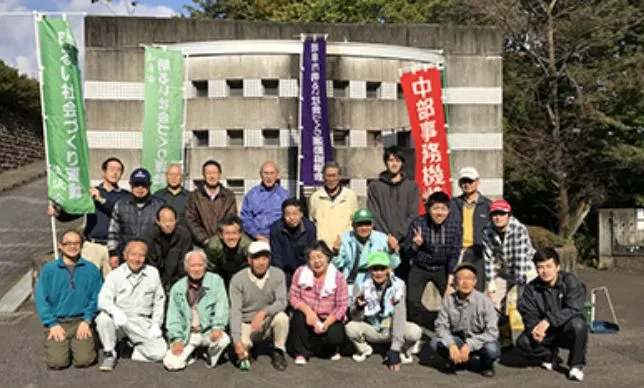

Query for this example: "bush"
[527,226,569,249]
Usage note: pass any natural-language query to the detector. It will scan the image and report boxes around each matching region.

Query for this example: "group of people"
[36,146,588,381]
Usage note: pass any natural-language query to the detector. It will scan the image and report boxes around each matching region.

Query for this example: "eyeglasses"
[61,241,82,247]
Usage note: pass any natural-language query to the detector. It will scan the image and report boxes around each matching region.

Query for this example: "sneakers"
[99,351,117,371]
[481,367,496,377]
[400,352,414,364]
[330,352,342,361]
[238,359,251,371]
[294,355,308,366]
[270,349,288,371]
[541,359,559,371]
[352,345,374,362]
[569,366,584,381]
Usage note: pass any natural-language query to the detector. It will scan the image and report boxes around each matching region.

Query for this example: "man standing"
[481,199,536,310]
[96,240,167,371]
[185,160,238,247]
[346,252,422,371]
[404,192,462,330]
[450,167,491,291]
[144,205,193,293]
[240,161,289,241]
[163,250,230,370]
[431,262,499,377]
[35,230,103,369]
[332,209,401,301]
[270,198,317,288]
[204,215,252,289]
[367,146,419,279]
[309,161,358,249]
[153,164,189,225]
[229,241,289,371]
[517,248,587,382]
[48,157,129,276]
[107,168,165,268]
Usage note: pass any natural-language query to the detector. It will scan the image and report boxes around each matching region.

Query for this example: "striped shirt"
[289,266,349,321]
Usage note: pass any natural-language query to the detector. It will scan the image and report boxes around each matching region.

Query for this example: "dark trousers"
[516,316,587,367]
[430,336,500,369]
[289,310,345,358]
[407,265,447,330]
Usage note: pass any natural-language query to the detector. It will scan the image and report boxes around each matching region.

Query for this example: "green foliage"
[0,60,41,124]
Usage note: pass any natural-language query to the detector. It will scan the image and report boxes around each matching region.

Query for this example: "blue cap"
[130,168,151,186]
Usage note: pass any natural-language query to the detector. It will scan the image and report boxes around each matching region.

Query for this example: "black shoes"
[271,349,288,371]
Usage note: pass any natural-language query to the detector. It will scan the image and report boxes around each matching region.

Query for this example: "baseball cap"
[130,168,151,186]
[489,199,512,213]
[352,209,373,223]
[367,251,390,268]
[248,241,271,256]
[459,167,479,181]
[453,262,478,275]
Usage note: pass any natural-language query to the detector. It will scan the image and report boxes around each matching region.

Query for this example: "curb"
[0,170,46,194]
[0,270,33,313]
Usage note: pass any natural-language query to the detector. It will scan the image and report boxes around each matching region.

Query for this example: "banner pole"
[296,33,305,200]
[33,11,58,257]
[181,53,189,178]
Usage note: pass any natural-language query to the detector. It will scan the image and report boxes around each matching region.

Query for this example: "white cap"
[459,167,479,180]
[248,241,271,255]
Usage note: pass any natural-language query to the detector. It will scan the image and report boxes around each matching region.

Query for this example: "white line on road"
[0,196,48,205]
[0,243,52,248]
[0,228,54,233]
[0,270,32,313]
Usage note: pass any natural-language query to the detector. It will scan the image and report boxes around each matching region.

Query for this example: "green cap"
[367,251,391,268]
[352,209,373,223]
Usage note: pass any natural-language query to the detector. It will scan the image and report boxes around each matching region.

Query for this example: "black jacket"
[367,171,420,241]
[518,271,585,332]
[144,224,193,292]
[107,194,165,257]
[269,217,317,285]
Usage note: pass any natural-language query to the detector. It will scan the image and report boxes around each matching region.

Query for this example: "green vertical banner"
[38,18,94,214]
[141,46,185,192]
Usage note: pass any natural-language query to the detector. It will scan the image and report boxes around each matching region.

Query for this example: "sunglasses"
[459,178,475,185]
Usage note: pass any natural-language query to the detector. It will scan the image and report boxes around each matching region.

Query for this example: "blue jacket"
[450,192,491,247]
[57,183,129,241]
[35,257,103,327]
[269,217,317,283]
[332,230,400,300]
[240,183,290,238]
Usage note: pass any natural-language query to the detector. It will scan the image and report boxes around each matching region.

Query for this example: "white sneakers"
[351,345,373,362]
[541,361,557,371]
[569,367,584,381]
[400,352,413,364]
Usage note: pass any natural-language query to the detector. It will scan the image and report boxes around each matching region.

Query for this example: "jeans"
[430,336,500,369]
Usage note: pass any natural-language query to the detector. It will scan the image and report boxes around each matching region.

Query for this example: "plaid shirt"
[482,216,535,292]
[289,265,349,321]
[403,213,462,273]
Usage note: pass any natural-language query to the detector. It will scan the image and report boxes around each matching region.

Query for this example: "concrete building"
[84,17,503,206]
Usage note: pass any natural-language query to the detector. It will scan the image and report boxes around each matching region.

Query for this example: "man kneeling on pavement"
[96,240,167,370]
[431,262,500,377]
[229,241,289,371]
[346,251,422,371]
[516,247,587,382]
[163,249,230,370]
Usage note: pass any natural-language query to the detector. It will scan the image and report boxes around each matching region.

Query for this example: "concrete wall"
[84,17,504,204]
[598,208,644,271]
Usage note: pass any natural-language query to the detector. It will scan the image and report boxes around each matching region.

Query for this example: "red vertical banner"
[400,67,452,214]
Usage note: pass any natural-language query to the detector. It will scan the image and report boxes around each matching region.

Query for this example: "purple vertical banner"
[299,36,332,186]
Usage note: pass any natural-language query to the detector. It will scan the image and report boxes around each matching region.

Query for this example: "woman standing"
[289,241,349,365]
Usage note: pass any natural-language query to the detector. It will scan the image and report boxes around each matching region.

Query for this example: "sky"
[0,0,187,78]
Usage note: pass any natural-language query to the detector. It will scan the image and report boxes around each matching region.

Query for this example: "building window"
[227,129,244,147]
[192,81,208,98]
[366,81,381,99]
[332,80,349,98]
[332,130,349,148]
[397,131,412,147]
[192,130,209,147]
[366,130,383,147]
[262,79,279,96]
[226,179,245,195]
[340,178,350,188]
[262,129,280,146]
[227,79,243,97]
[397,83,404,100]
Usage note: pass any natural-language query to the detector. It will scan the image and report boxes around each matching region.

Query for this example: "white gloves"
[148,323,162,339]
[112,308,128,328]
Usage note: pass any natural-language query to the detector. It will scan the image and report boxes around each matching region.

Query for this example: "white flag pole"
[33,11,59,257]
[296,33,305,200]
[181,53,189,181]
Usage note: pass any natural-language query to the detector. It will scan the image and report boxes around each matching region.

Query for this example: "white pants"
[163,332,231,370]
[345,321,422,353]
[95,312,167,362]
[81,241,110,277]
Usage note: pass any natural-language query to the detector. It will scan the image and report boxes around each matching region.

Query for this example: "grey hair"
[259,161,279,175]
[184,249,207,271]
[322,161,342,175]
